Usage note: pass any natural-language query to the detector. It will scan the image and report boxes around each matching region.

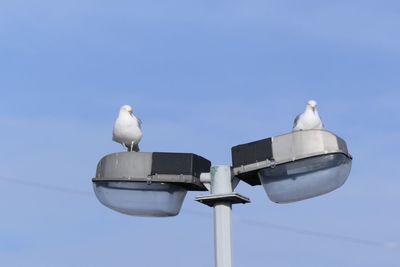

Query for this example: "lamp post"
[92,129,352,267]
[196,166,249,267]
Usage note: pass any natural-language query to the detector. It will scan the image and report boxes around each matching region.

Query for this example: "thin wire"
[183,208,399,251]
[0,176,92,197]
[0,175,398,251]
[236,217,398,250]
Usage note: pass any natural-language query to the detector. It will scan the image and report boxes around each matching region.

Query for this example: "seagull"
[293,100,324,131]
[112,105,143,152]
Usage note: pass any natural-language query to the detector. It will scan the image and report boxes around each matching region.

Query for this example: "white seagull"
[112,105,143,152]
[293,100,324,131]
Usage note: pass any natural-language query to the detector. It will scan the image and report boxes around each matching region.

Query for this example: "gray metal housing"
[231,130,352,185]
[92,152,211,191]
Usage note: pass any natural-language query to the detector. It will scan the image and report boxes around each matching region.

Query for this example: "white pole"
[210,165,233,267]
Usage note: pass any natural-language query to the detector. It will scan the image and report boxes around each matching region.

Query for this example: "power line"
[183,208,399,251]
[0,175,398,251]
[0,176,91,197]
[237,218,399,251]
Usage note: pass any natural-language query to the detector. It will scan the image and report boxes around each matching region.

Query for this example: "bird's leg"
[130,141,134,152]
[122,143,128,151]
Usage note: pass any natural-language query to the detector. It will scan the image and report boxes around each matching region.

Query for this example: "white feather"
[293,100,324,131]
[112,105,143,151]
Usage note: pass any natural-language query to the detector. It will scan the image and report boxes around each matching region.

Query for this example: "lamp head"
[232,130,352,203]
[92,152,210,217]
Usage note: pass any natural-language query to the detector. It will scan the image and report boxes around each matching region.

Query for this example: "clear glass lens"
[258,154,352,203]
[93,182,187,217]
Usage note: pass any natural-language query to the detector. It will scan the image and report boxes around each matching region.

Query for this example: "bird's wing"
[112,120,119,141]
[293,113,301,129]
[137,117,142,129]
[314,110,325,129]
[320,115,325,128]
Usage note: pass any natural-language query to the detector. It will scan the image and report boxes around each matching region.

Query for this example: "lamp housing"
[232,130,352,203]
[93,152,210,217]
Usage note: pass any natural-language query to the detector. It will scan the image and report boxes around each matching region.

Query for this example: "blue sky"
[1,1,400,266]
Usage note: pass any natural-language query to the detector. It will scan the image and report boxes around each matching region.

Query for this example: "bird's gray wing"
[137,117,142,129]
[320,115,325,128]
[293,114,301,128]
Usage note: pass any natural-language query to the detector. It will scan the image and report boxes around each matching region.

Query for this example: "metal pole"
[210,165,233,267]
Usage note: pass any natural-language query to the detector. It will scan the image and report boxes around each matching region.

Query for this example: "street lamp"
[92,129,352,267]
[232,129,352,203]
[93,152,210,216]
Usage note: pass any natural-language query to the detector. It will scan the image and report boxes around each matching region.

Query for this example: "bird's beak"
[311,106,316,112]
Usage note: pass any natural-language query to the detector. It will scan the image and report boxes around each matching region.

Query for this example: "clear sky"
[1,1,399,266]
